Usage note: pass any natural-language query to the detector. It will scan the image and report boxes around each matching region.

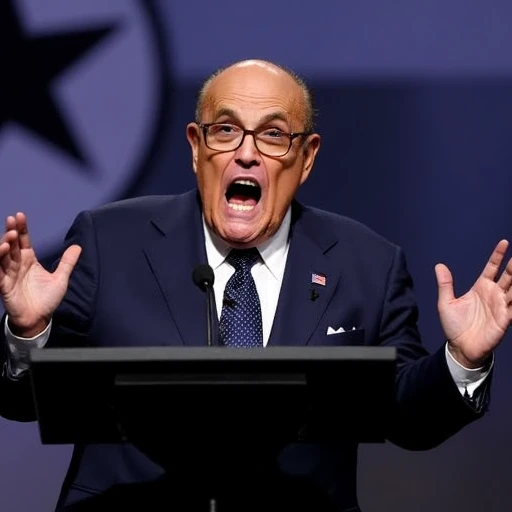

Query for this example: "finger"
[54,245,82,282]
[2,216,22,263]
[0,226,17,252]
[0,229,19,272]
[497,256,512,291]
[7,223,21,264]
[0,244,13,276]
[435,263,455,304]
[14,212,32,251]
[481,239,509,281]
[4,215,16,233]
[0,241,9,259]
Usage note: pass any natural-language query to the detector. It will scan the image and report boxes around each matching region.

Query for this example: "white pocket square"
[327,326,356,335]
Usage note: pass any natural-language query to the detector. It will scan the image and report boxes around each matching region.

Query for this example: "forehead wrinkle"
[211,89,290,107]
[206,94,304,128]
[210,107,292,127]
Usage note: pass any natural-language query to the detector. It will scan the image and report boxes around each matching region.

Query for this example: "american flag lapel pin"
[311,272,326,286]
[310,273,325,301]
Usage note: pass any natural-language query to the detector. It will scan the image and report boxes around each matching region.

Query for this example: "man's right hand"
[0,212,82,338]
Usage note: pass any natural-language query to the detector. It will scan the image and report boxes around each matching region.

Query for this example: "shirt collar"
[203,207,292,280]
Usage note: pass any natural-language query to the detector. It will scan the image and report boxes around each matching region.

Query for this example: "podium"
[28,346,396,508]
[29,345,395,456]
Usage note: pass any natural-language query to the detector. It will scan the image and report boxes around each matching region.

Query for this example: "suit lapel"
[143,191,218,346]
[268,203,342,346]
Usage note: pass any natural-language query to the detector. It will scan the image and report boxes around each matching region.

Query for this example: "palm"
[436,240,512,366]
[1,249,67,327]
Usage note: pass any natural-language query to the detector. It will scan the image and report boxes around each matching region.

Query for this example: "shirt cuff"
[445,343,493,398]
[3,315,52,379]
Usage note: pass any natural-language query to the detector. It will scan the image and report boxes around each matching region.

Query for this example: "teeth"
[228,203,255,211]
[234,180,258,187]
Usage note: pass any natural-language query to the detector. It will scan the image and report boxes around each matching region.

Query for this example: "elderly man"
[1,59,510,511]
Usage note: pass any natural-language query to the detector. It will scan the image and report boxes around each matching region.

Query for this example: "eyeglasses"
[199,123,311,157]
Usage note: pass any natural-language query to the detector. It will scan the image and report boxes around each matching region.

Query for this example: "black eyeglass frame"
[198,122,312,157]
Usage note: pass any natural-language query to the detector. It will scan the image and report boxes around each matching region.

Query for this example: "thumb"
[435,263,455,304]
[55,245,82,281]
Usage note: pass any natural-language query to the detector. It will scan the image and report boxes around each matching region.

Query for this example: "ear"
[186,123,201,174]
[300,133,321,185]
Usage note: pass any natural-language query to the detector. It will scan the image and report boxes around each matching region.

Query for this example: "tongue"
[229,194,257,206]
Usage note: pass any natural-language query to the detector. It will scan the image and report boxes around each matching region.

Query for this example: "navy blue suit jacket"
[0,189,489,511]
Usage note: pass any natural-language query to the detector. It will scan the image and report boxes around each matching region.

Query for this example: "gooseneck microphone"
[192,264,216,347]
[192,264,218,511]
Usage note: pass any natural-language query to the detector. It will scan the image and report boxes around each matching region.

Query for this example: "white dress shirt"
[4,206,491,397]
[203,208,291,346]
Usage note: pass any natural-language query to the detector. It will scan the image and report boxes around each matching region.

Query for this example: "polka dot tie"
[219,248,263,348]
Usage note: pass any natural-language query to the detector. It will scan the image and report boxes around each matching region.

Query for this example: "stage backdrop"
[1,0,512,510]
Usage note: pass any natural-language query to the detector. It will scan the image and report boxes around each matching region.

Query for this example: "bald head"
[195,59,316,133]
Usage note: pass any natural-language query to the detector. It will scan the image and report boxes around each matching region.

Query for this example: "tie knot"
[226,248,260,272]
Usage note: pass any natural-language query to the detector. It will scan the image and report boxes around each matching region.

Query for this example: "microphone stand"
[202,279,217,511]
[204,281,215,348]
[192,264,218,510]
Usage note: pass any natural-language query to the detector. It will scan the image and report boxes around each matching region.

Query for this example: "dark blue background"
[1,1,512,510]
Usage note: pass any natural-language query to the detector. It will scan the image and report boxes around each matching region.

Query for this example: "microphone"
[192,264,216,347]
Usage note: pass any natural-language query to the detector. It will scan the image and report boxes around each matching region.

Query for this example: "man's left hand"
[435,239,512,369]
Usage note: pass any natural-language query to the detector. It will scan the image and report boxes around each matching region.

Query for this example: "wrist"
[7,318,49,339]
[446,342,490,369]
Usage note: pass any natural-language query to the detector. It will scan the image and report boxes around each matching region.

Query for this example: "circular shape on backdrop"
[0,0,171,257]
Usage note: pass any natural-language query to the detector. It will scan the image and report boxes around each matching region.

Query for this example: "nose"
[234,132,261,169]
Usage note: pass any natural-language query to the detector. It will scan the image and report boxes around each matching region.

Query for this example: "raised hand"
[435,239,512,368]
[0,212,81,338]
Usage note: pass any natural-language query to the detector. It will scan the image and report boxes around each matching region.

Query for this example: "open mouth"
[225,179,262,211]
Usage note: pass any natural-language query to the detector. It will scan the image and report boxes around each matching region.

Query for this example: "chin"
[224,233,259,247]
[221,228,261,247]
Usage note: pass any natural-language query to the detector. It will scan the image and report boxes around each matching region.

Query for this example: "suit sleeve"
[0,210,99,421]
[380,246,491,450]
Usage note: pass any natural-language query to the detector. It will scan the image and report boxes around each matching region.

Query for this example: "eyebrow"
[211,108,290,127]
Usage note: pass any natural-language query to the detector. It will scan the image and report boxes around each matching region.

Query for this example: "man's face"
[187,61,320,248]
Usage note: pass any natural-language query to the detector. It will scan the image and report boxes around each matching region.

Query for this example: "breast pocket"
[318,328,365,346]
